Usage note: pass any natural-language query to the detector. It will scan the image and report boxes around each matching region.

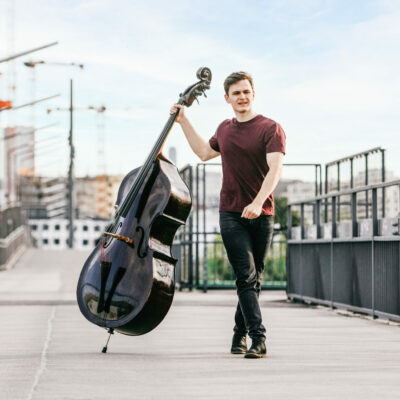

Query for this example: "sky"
[0,0,399,182]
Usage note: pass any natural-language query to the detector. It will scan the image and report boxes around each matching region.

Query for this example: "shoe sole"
[244,353,267,359]
[231,350,247,354]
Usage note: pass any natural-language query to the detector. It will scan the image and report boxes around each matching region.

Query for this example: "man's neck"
[234,110,258,122]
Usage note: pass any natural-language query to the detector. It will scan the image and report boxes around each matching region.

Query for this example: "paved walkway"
[0,249,399,400]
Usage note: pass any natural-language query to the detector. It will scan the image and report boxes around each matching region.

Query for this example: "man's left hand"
[241,201,263,219]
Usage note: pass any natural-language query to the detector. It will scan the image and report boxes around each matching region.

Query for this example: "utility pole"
[27,60,83,248]
[68,79,74,248]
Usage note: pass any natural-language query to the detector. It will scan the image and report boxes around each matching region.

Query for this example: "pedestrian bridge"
[0,249,399,400]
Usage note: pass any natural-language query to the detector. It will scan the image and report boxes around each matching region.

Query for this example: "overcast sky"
[1,0,399,182]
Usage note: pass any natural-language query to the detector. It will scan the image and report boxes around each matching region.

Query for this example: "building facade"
[29,218,109,250]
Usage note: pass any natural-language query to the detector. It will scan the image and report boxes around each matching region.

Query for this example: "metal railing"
[174,230,287,292]
[287,179,400,321]
[175,163,287,291]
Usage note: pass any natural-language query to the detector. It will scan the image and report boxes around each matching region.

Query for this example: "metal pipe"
[202,164,207,292]
[324,164,329,223]
[68,79,74,248]
[0,94,60,112]
[288,179,400,205]
[319,164,322,195]
[314,165,318,196]
[337,163,341,221]
[188,166,193,290]
[351,192,358,237]
[332,196,337,238]
[365,154,369,218]
[287,205,292,240]
[0,41,58,63]
[371,188,378,319]
[316,200,321,239]
[382,150,386,218]
[350,158,354,188]
[196,164,200,288]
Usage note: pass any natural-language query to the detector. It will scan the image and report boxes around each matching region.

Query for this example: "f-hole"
[136,226,147,258]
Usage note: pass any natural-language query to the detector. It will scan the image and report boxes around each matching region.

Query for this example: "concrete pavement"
[0,249,399,400]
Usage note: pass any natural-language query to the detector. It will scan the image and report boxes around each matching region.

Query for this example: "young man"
[170,71,285,358]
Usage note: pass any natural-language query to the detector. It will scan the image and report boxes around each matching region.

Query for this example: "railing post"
[287,205,292,240]
[382,149,386,218]
[330,196,336,308]
[331,196,337,238]
[300,203,305,239]
[202,164,207,293]
[372,188,378,236]
[365,154,369,218]
[316,200,321,239]
[188,166,193,290]
[195,164,200,289]
[351,192,358,237]
[319,164,323,195]
[350,158,354,189]
[324,165,329,223]
[337,163,341,221]
[371,188,378,319]
[315,165,318,196]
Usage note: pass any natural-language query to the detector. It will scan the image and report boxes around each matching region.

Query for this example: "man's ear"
[224,93,230,104]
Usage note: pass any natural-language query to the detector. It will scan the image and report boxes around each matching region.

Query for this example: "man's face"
[224,79,255,114]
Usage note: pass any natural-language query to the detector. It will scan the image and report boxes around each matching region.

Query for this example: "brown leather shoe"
[244,339,267,358]
[231,333,247,354]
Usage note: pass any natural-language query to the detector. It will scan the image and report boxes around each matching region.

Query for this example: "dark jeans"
[219,211,274,340]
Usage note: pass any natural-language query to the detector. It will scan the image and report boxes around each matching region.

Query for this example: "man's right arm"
[170,104,220,162]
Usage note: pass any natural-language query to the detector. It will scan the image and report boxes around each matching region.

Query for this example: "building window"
[31,224,37,231]
[43,224,49,230]
[43,238,49,244]
[55,224,60,230]
[94,225,100,232]
[83,225,88,231]
[54,239,60,245]
[83,239,88,246]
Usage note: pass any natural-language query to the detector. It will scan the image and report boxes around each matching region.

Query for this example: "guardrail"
[286,179,400,321]
[0,205,29,270]
[173,230,287,292]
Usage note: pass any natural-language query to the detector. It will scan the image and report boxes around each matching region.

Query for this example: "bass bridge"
[102,231,135,247]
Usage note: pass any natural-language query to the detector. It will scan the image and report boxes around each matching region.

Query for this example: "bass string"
[117,108,180,218]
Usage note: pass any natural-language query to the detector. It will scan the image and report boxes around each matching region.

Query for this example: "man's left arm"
[241,152,284,219]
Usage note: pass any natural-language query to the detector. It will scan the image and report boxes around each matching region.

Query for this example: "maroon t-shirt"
[209,114,286,215]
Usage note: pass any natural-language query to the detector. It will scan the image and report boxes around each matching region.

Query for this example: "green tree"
[274,197,300,230]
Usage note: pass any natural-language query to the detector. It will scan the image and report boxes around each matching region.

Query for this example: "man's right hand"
[169,103,220,162]
[170,104,185,124]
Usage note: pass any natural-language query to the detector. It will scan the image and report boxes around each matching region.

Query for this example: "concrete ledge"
[0,244,27,271]
[0,226,29,271]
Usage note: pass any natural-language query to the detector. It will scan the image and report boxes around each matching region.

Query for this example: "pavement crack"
[26,306,56,400]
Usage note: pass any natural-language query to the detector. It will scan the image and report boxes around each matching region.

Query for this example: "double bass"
[76,68,212,351]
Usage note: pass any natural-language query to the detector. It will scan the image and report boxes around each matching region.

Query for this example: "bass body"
[76,67,211,342]
[77,156,191,335]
